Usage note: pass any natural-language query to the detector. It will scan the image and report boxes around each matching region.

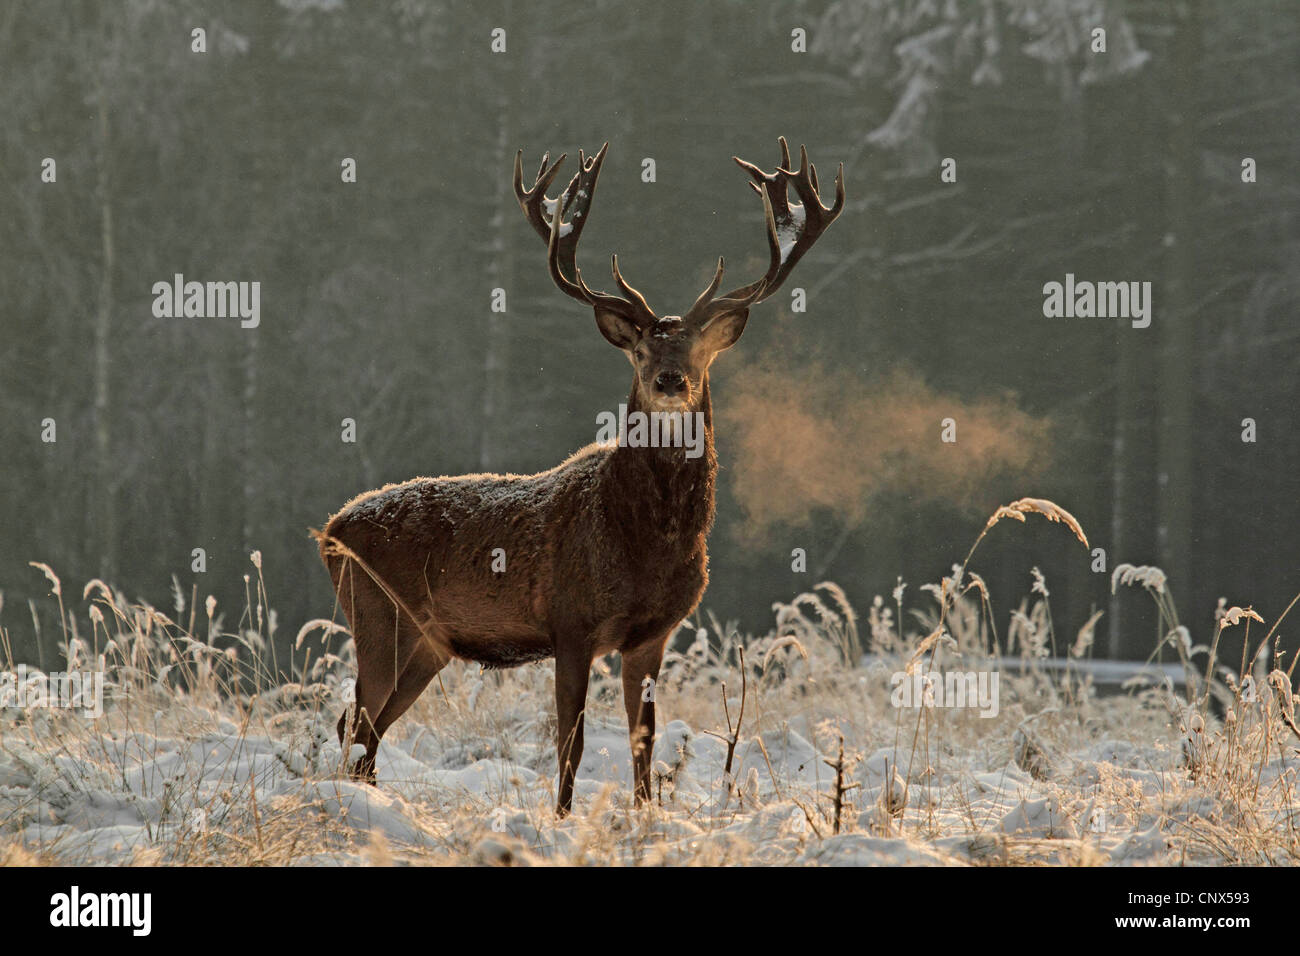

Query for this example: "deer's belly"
[447,633,554,669]
[435,593,552,667]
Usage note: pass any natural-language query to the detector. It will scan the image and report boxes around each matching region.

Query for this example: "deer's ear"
[700,309,750,353]
[594,307,641,351]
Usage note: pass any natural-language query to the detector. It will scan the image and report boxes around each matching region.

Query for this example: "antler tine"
[611,254,654,316]
[686,257,726,316]
[517,143,657,328]
[681,166,780,327]
[514,148,568,244]
[780,136,793,170]
[685,187,780,327]
[690,137,844,325]
[785,142,845,230]
[543,170,657,327]
[545,183,593,305]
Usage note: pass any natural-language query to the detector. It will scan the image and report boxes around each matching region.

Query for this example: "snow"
[5,680,1287,867]
[777,203,807,264]
[3,578,1295,866]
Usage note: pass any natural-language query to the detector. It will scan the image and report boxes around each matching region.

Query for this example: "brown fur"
[321,138,841,814]
[320,377,716,811]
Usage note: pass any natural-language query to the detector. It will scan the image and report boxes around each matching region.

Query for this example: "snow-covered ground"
[2,566,1296,866]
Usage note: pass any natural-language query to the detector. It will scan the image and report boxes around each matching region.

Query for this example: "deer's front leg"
[622,638,667,807]
[554,644,592,817]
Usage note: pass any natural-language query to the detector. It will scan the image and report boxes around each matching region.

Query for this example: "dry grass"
[1,499,1297,866]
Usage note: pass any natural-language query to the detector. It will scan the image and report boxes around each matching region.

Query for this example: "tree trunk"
[241,328,258,553]
[93,81,117,583]
[480,83,513,471]
[1154,0,1201,618]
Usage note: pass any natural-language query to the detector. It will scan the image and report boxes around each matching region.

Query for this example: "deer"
[317,137,843,815]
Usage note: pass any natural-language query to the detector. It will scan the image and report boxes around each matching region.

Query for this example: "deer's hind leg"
[373,639,448,739]
[329,558,428,784]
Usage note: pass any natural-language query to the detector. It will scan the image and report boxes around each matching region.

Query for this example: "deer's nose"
[654,370,686,394]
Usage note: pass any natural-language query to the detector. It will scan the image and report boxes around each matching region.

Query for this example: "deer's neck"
[604,378,717,549]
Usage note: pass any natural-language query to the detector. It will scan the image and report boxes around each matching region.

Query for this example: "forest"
[2,0,1296,671]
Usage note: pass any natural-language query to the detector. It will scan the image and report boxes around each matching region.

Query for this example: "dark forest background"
[2,0,1296,672]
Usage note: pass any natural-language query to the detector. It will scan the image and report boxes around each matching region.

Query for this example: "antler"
[513,144,657,328]
[685,136,844,328]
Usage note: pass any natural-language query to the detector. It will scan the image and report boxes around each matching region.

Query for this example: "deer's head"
[515,138,844,415]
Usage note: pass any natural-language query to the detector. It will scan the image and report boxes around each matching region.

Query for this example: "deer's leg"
[339,620,440,784]
[622,638,667,806]
[553,644,592,816]
[337,686,384,785]
[329,559,411,785]
[373,639,448,739]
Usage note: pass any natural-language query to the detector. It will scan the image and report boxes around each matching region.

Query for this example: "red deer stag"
[318,138,843,814]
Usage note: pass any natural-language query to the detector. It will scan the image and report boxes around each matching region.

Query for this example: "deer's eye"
[634,347,647,360]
